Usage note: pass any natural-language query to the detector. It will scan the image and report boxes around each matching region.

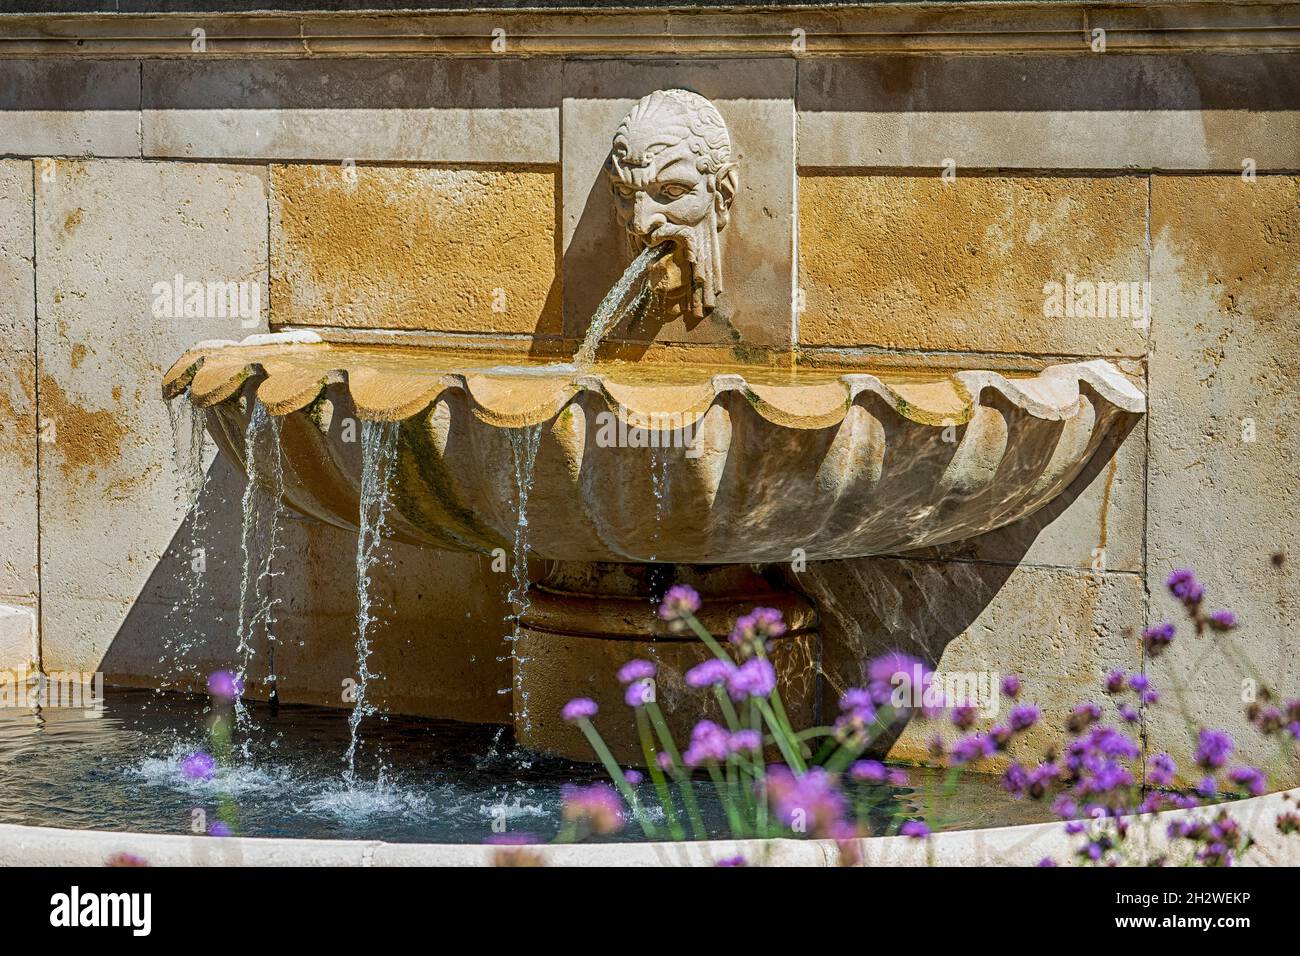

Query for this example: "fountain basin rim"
[163,335,1145,430]
[3,786,1293,867]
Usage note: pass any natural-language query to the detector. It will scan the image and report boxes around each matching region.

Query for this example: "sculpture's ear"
[714,162,739,228]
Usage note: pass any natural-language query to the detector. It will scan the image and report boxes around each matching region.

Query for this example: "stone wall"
[0,17,1296,784]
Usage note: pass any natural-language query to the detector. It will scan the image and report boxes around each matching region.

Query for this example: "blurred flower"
[105,852,149,867]
[1208,609,1238,632]
[1066,701,1103,734]
[561,783,625,835]
[1194,729,1234,770]
[950,703,979,730]
[685,658,734,689]
[658,584,701,623]
[715,855,747,867]
[1147,752,1177,788]
[849,760,887,784]
[561,697,597,722]
[623,769,644,786]
[1142,622,1175,657]
[1167,568,1204,606]
[1227,765,1266,797]
[207,670,242,700]
[180,751,216,781]
[1001,674,1022,699]
[1105,670,1127,694]
[208,821,232,837]
[683,720,730,767]
[1119,703,1140,723]
[900,820,930,839]
[1037,857,1058,867]
[729,607,786,658]
[727,730,762,756]
[1009,704,1040,733]
[765,766,847,838]
[623,679,654,709]
[726,657,776,701]
[616,659,656,684]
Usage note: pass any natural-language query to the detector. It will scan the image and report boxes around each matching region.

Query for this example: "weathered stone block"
[0,60,140,158]
[1146,175,1300,784]
[0,161,38,607]
[142,59,560,164]
[798,55,1300,171]
[270,164,561,335]
[0,604,37,671]
[35,160,269,673]
[561,59,795,352]
[798,174,1150,356]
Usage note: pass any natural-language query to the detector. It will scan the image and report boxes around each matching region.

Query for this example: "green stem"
[636,709,684,840]
[577,718,659,840]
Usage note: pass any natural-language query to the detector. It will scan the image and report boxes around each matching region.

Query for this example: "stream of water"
[504,425,543,732]
[344,420,401,784]
[573,243,666,365]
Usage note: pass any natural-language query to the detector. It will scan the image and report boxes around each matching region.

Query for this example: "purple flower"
[656,751,674,772]
[1001,674,1022,699]
[1009,704,1040,732]
[888,769,910,787]
[1147,752,1177,788]
[1167,568,1204,606]
[623,679,654,708]
[560,783,626,835]
[900,820,930,839]
[839,688,877,725]
[207,821,232,837]
[729,607,786,657]
[1227,765,1266,797]
[1128,673,1151,692]
[950,734,995,765]
[561,697,597,722]
[623,769,644,786]
[849,759,888,784]
[683,720,730,767]
[616,659,656,684]
[207,670,242,700]
[1066,701,1103,734]
[685,658,734,688]
[1119,703,1140,723]
[180,751,217,781]
[1196,775,1218,798]
[658,584,701,622]
[726,657,776,701]
[766,766,847,838]
[1037,857,1058,867]
[486,832,540,845]
[1003,762,1030,797]
[950,703,979,730]
[714,855,747,867]
[727,730,762,755]
[1208,609,1238,632]
[1194,729,1234,770]
[1105,670,1127,694]
[1142,621,1176,657]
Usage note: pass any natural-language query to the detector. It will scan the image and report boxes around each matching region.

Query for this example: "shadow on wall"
[99,429,515,726]
[790,413,1140,750]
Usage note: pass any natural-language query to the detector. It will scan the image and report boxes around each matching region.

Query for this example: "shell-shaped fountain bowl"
[163,333,1145,564]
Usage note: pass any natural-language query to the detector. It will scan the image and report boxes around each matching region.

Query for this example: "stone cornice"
[1,2,1298,57]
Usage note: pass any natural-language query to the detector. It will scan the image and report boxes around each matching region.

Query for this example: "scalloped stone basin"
[163,336,1146,565]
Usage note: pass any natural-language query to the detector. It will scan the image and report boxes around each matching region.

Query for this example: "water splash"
[344,420,400,783]
[573,243,667,366]
[503,425,542,731]
[232,402,286,736]
[648,445,670,563]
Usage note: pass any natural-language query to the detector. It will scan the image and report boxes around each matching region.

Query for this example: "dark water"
[0,689,1054,843]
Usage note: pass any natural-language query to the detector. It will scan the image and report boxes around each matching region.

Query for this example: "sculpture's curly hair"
[610,89,732,175]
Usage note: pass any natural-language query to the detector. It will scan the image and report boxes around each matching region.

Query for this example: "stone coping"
[1,3,1298,57]
[163,332,1146,428]
[2,787,1296,866]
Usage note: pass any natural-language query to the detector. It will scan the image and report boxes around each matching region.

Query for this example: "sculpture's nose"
[630,194,667,239]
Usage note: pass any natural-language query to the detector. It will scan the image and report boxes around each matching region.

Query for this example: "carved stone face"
[605,89,738,320]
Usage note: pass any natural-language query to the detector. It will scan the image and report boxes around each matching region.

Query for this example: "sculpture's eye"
[658,184,692,200]
[614,184,637,200]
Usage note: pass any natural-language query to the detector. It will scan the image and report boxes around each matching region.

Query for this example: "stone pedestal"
[513,561,818,765]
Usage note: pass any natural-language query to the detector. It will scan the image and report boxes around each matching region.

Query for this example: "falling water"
[648,445,669,563]
[343,420,400,784]
[162,397,211,674]
[573,243,666,366]
[503,425,543,732]
[232,402,287,736]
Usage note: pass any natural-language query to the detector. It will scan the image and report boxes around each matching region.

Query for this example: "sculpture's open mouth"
[163,332,1145,564]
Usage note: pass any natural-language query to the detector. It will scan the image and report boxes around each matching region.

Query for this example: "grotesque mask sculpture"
[606,89,739,320]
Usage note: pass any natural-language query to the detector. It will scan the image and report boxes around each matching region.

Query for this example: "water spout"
[573,243,667,366]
